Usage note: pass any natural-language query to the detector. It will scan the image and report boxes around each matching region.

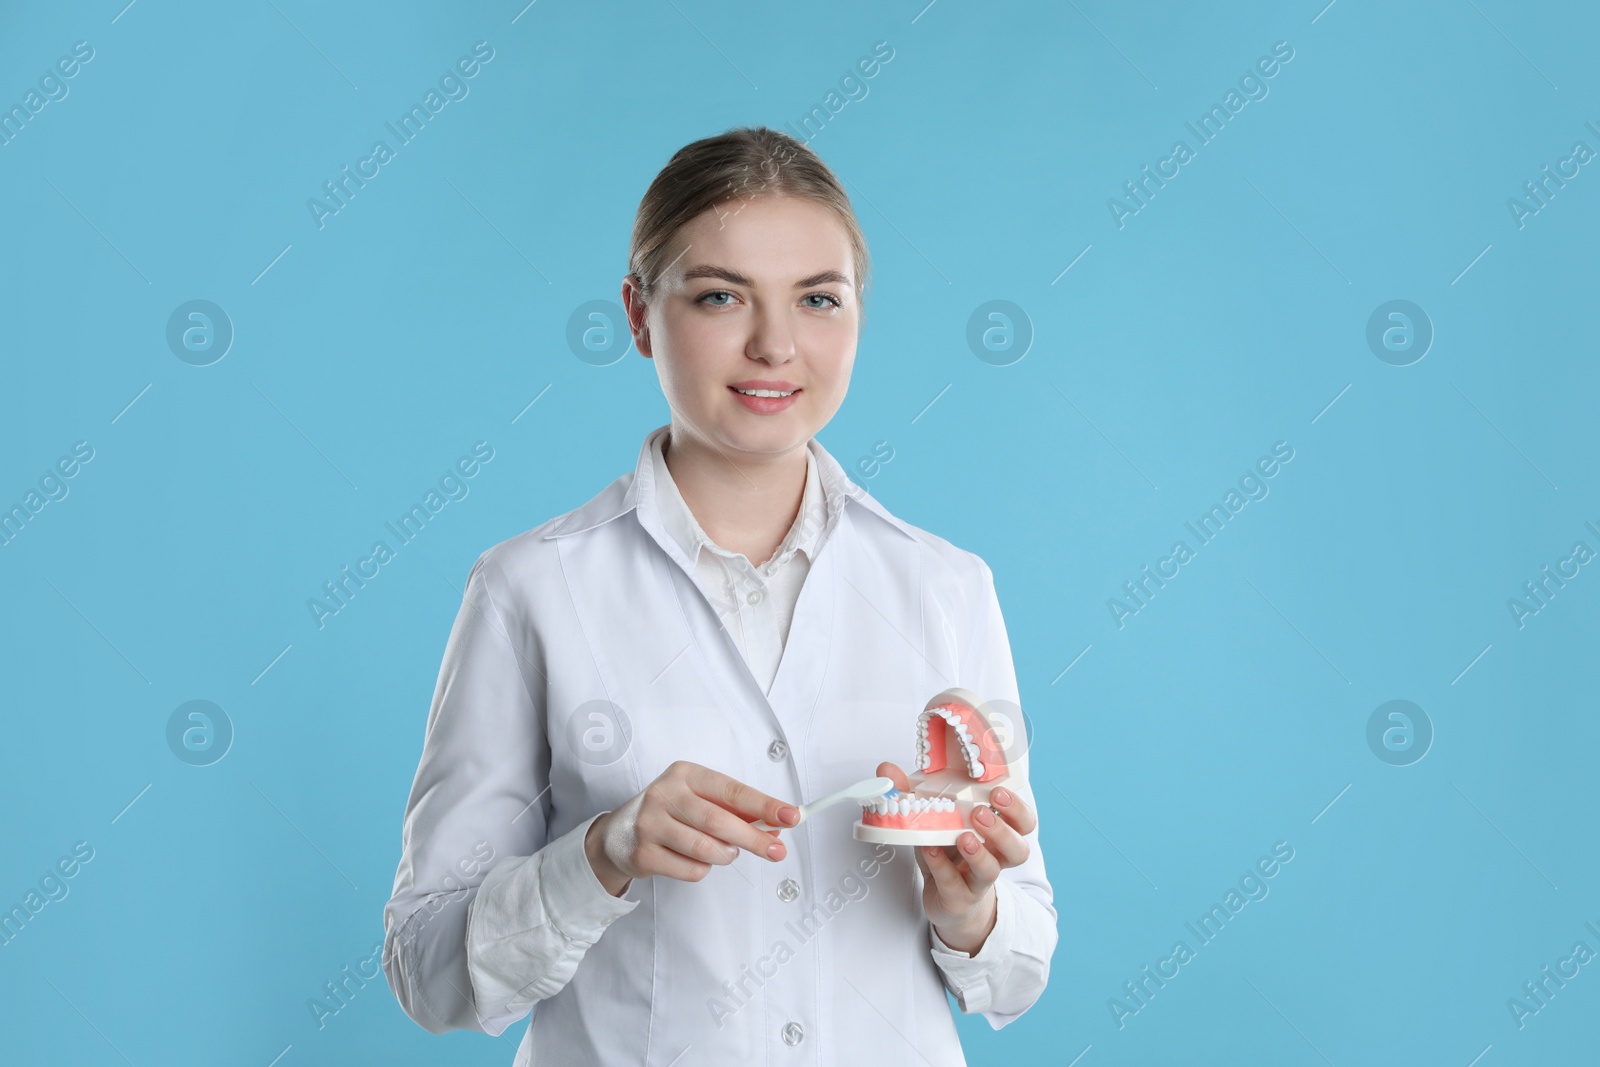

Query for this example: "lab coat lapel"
[760,505,836,725]
[634,479,833,741]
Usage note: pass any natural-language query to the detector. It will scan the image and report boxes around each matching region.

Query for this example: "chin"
[717,411,818,451]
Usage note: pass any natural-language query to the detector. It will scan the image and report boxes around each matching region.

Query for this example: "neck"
[662,423,809,567]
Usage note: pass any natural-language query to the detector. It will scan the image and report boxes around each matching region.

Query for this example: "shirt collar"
[542,423,921,551]
[648,426,825,573]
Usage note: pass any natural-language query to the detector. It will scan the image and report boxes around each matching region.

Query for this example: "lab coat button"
[777,878,799,902]
[747,589,764,605]
[781,1021,804,1046]
[767,739,787,761]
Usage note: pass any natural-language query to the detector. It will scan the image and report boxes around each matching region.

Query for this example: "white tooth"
[898,797,910,816]
[955,723,970,738]
[971,761,985,776]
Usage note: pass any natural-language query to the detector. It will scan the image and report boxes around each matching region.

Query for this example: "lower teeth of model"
[865,796,954,815]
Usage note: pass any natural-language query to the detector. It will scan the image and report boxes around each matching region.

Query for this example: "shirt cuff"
[540,810,641,931]
[465,811,640,1026]
[927,875,1019,1013]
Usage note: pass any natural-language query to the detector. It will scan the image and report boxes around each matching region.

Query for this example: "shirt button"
[781,1021,804,1046]
[777,878,799,903]
[747,589,764,605]
[767,739,787,761]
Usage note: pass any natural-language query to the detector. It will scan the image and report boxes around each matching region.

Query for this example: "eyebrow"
[680,264,852,289]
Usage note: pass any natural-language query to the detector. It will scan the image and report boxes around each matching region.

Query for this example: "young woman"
[383,126,1056,1065]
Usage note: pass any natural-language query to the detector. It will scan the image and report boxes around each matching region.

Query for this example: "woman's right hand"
[583,760,800,895]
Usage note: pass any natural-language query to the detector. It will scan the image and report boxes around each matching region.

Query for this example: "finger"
[921,843,975,906]
[655,811,745,868]
[876,761,912,793]
[953,830,1001,894]
[639,842,715,883]
[677,791,790,861]
[988,786,1037,836]
[686,763,799,828]
[971,804,1031,869]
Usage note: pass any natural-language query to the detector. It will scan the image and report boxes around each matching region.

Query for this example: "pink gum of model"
[853,686,1017,846]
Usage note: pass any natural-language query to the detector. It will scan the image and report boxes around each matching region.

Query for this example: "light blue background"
[3,1,1597,1064]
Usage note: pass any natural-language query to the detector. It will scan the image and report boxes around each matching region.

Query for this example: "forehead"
[665,195,854,283]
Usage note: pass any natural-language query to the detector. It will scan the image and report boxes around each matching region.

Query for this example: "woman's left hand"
[877,761,1036,956]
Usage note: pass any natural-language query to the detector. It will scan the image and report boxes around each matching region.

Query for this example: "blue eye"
[698,290,734,306]
[805,293,843,309]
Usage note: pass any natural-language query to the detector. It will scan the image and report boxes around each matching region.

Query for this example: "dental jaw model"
[854,687,1016,846]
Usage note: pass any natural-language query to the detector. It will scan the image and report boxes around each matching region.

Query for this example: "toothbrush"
[752,776,896,830]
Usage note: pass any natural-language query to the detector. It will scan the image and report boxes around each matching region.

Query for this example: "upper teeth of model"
[915,706,987,775]
[734,388,794,397]
[864,794,955,815]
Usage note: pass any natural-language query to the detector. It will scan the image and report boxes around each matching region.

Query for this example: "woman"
[383,126,1056,1065]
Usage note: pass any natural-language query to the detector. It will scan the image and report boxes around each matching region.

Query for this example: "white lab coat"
[383,423,1057,1065]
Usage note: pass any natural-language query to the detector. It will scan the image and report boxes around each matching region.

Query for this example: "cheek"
[806,324,856,381]
[656,311,730,384]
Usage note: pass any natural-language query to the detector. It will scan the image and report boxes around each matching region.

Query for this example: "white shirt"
[383,422,1057,1066]
[649,426,826,696]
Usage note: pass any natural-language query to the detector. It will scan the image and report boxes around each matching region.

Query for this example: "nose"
[747,300,796,365]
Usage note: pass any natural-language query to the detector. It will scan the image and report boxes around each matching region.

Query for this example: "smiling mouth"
[729,386,799,398]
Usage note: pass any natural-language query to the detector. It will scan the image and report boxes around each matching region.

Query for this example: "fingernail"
[974,806,995,826]
[767,841,784,859]
[992,788,1010,806]
[779,806,799,825]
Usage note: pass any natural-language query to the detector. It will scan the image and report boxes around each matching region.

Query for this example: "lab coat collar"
[542,423,921,549]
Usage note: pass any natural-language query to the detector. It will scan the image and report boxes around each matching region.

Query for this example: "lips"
[728,383,801,414]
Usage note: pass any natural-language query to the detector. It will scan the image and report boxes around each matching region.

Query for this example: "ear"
[621,274,653,360]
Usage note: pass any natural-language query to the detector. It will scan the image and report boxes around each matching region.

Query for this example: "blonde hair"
[627,126,870,311]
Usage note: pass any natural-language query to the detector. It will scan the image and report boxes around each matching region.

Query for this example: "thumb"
[876,761,911,793]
